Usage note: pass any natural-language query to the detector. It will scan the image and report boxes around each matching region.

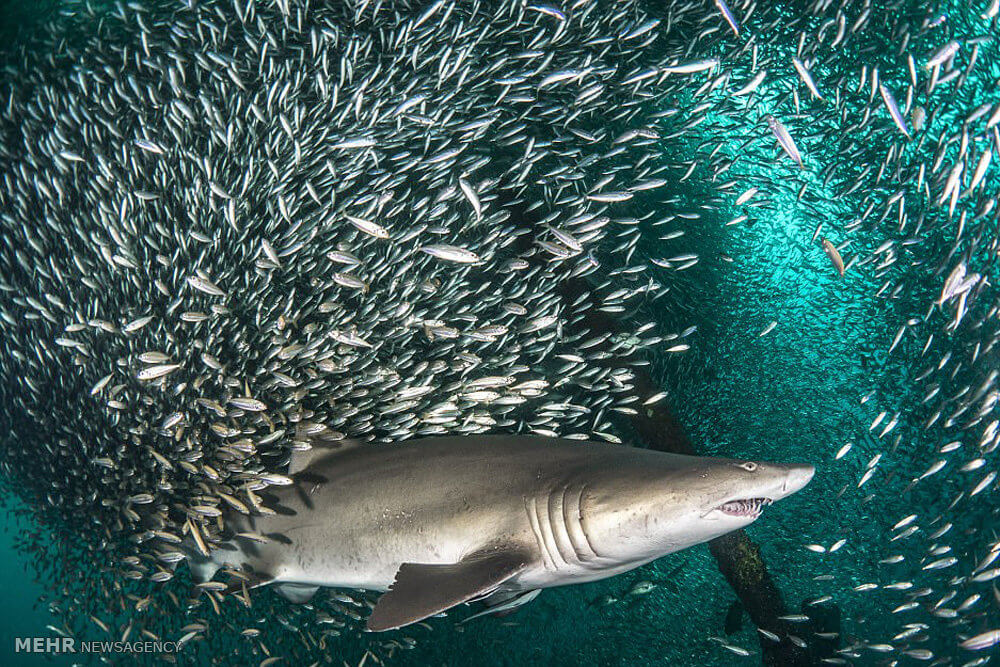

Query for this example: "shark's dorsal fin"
[287,429,366,475]
[366,549,530,632]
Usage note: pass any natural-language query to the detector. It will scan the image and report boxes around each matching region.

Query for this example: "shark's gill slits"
[718,498,773,517]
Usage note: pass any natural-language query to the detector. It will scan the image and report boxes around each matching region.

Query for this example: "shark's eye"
[740,462,758,471]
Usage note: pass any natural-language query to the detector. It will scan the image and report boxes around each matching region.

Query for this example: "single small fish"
[90,373,113,395]
[966,149,992,194]
[458,178,482,219]
[926,41,960,69]
[134,138,165,154]
[922,557,957,570]
[186,275,225,297]
[527,5,567,21]
[332,137,376,150]
[732,70,766,96]
[420,245,482,264]
[713,0,740,35]
[260,238,281,267]
[757,628,781,642]
[918,459,947,480]
[587,191,634,203]
[123,315,154,333]
[136,364,181,381]
[720,643,750,657]
[735,187,758,205]
[821,238,845,276]
[644,392,668,405]
[662,59,718,75]
[259,473,294,487]
[621,19,660,41]
[229,397,267,412]
[961,629,1000,651]
[345,215,390,239]
[460,589,541,624]
[878,83,910,138]
[763,115,803,168]
[792,58,823,99]
[971,472,996,496]
[627,580,656,596]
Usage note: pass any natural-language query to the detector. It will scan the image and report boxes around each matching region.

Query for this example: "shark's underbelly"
[233,491,537,592]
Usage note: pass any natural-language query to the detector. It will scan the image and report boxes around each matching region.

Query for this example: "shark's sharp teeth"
[718,497,771,517]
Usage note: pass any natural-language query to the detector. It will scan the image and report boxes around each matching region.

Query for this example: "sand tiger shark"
[185,434,814,631]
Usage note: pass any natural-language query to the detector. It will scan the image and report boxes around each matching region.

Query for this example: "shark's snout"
[711,462,815,519]
[781,463,815,498]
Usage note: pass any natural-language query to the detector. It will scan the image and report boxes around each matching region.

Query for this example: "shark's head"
[580,454,814,567]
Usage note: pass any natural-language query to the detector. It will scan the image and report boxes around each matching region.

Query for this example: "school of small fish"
[0,0,997,664]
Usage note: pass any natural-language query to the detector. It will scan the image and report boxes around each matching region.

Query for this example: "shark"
[186,434,814,631]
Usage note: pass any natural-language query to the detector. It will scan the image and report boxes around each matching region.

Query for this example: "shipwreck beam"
[558,277,817,666]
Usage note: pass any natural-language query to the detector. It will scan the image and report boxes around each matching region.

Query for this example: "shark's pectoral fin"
[273,583,320,604]
[366,550,530,632]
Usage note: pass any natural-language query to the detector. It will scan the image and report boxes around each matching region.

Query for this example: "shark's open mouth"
[717,498,773,517]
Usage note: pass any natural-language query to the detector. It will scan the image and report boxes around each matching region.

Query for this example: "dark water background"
[0,507,54,667]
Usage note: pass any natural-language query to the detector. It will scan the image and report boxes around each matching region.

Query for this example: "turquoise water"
[1,0,999,664]
[0,504,58,667]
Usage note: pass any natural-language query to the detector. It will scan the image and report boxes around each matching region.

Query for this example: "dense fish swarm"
[0,0,997,665]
